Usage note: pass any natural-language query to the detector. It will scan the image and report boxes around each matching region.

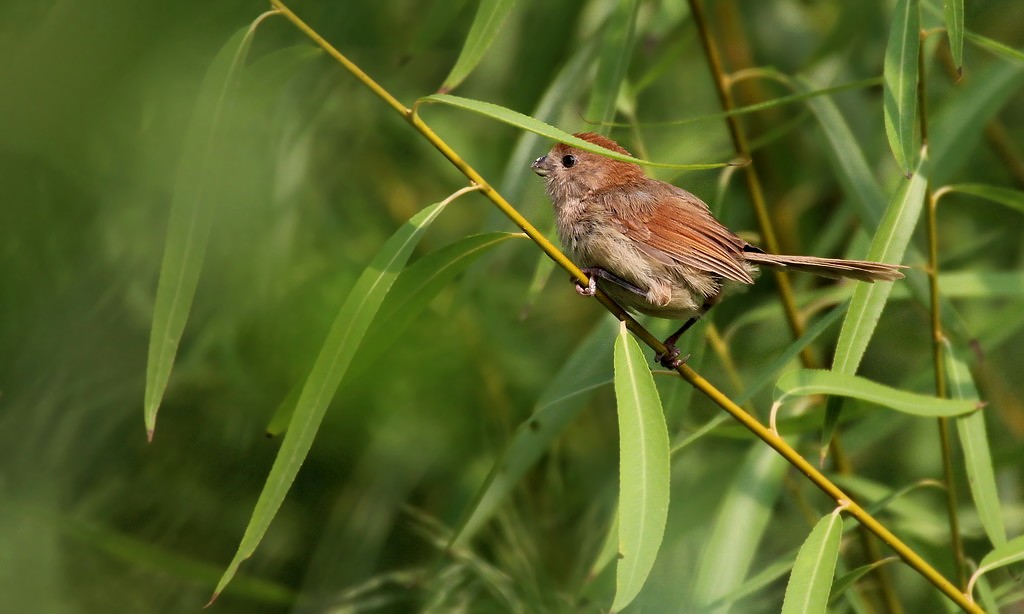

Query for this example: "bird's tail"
[743,252,906,282]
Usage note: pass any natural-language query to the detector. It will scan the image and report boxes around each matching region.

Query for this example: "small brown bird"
[532,132,904,367]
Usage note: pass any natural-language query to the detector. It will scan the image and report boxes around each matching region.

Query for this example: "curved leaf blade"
[212,198,454,600]
[944,341,1007,547]
[776,369,978,417]
[144,26,255,438]
[440,0,518,93]
[782,512,843,614]
[946,183,1024,214]
[883,0,920,175]
[970,534,1024,596]
[611,323,670,612]
[419,94,734,171]
[266,232,525,435]
[965,31,1024,65]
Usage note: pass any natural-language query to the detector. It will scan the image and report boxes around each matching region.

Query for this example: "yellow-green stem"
[269,2,981,611]
[922,30,968,590]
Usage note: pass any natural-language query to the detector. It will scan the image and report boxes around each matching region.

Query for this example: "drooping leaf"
[266,232,525,435]
[144,25,256,438]
[781,511,843,614]
[882,0,920,174]
[776,369,978,418]
[611,322,670,612]
[944,340,1007,548]
[440,0,518,93]
[964,31,1024,65]
[212,196,457,600]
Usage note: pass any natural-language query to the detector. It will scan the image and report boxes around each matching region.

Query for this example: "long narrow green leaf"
[611,322,670,612]
[782,511,843,614]
[452,316,619,547]
[419,94,733,171]
[212,197,455,600]
[944,0,964,73]
[931,60,1024,183]
[776,369,977,417]
[440,0,518,93]
[832,154,927,374]
[144,26,255,438]
[585,0,639,131]
[266,232,524,435]
[944,340,1007,547]
[693,445,789,612]
[945,183,1024,214]
[829,558,899,604]
[968,534,1024,598]
[883,0,920,174]
[965,31,1024,65]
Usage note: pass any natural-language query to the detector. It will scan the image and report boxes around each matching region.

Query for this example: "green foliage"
[3,0,1023,612]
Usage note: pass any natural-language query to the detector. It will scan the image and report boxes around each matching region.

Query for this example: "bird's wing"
[606,184,755,284]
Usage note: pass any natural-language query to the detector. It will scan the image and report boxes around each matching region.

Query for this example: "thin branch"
[268,2,982,611]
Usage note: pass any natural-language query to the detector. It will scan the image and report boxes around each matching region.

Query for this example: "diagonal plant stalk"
[268,2,982,611]
[921,29,968,590]
[686,1,901,610]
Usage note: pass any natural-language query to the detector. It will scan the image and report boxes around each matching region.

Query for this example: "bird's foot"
[573,268,599,296]
[656,344,690,369]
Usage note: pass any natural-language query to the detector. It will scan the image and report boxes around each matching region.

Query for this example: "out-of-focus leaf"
[267,232,524,435]
[944,0,964,73]
[944,340,1007,548]
[440,0,518,93]
[419,94,733,170]
[213,197,455,600]
[882,0,920,174]
[968,534,1024,598]
[965,31,1024,65]
[452,316,619,546]
[829,558,899,604]
[611,322,670,612]
[144,26,255,438]
[776,369,978,417]
[693,445,788,611]
[735,303,848,406]
[931,60,1024,183]
[945,183,1024,214]
[585,0,639,131]
[781,511,843,614]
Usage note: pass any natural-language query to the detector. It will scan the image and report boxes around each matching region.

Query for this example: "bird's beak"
[531,155,551,177]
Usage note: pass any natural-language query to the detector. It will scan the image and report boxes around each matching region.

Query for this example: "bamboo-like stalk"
[922,30,968,589]
[267,2,982,611]
[685,0,812,366]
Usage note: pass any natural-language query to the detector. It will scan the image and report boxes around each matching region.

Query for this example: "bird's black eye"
[561,154,577,168]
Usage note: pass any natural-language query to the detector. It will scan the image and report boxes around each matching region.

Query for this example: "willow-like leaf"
[882,0,920,174]
[611,322,670,612]
[781,511,843,614]
[440,0,518,93]
[212,195,458,600]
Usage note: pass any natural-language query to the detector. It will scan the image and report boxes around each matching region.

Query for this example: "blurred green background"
[2,0,1022,611]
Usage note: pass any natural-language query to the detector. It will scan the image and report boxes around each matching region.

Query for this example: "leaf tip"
[204,592,220,608]
[437,85,452,95]
[729,157,751,168]
[146,427,155,443]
